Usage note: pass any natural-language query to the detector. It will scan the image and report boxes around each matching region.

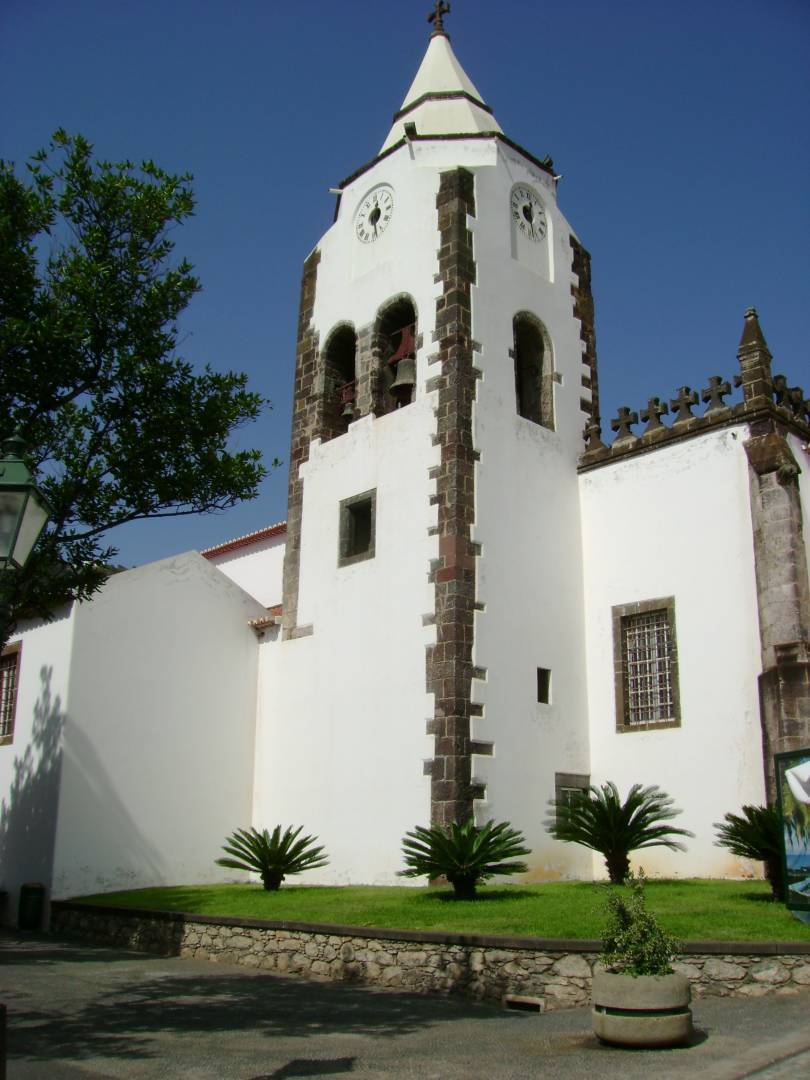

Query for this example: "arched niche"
[373,296,418,415]
[322,322,357,440]
[513,312,554,429]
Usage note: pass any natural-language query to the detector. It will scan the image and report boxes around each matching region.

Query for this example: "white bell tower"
[263,6,596,882]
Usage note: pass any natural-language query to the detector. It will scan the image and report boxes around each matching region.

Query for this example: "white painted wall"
[467,146,593,879]
[49,552,265,899]
[206,531,286,608]
[0,611,74,923]
[580,427,765,879]
[257,406,438,884]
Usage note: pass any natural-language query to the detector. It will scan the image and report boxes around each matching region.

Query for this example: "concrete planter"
[592,969,693,1048]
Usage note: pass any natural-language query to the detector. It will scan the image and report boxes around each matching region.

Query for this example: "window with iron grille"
[0,645,21,745]
[612,598,680,732]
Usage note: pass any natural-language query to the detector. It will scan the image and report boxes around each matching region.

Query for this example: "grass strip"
[72,880,810,942]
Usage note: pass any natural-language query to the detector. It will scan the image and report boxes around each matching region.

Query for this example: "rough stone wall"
[281,250,321,640]
[424,167,482,828]
[570,236,599,424]
[50,905,810,1010]
[746,426,810,799]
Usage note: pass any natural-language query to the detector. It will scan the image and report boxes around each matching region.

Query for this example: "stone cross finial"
[428,1,450,36]
[669,386,699,425]
[772,374,788,406]
[611,406,639,444]
[583,418,607,454]
[640,397,668,433]
[702,375,732,414]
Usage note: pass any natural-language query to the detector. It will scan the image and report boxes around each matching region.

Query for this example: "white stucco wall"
[205,530,286,608]
[1,611,75,922]
[466,148,593,879]
[580,427,765,879]
[49,552,265,899]
[257,406,437,884]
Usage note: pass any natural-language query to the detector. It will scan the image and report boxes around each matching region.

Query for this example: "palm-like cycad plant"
[714,805,785,902]
[216,825,328,891]
[399,818,530,900]
[544,782,693,884]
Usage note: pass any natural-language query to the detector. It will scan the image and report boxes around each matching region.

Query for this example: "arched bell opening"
[322,323,358,439]
[373,296,418,416]
[513,312,554,430]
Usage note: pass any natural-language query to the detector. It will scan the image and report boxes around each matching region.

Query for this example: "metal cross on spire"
[428,1,451,37]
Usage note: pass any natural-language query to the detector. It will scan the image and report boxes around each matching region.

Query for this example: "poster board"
[775,748,810,915]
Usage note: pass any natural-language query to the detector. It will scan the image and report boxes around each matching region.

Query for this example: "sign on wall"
[775,748,810,917]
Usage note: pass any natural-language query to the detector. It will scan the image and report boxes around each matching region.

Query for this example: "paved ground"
[2,932,810,1079]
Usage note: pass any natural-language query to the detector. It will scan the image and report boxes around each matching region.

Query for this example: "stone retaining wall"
[50,902,810,1012]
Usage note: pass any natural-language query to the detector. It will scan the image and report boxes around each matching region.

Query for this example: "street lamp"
[0,434,52,572]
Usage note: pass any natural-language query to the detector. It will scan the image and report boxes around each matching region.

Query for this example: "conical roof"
[380,33,502,153]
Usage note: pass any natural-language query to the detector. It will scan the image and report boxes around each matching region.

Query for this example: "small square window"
[338,489,376,567]
[1,644,21,746]
[537,667,551,704]
[554,772,590,823]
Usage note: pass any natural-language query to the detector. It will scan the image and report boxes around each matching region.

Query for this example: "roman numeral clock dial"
[511,186,546,241]
[355,185,394,243]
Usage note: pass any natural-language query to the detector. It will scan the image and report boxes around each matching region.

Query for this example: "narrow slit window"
[537,667,551,704]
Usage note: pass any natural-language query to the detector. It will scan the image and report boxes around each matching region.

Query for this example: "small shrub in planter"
[216,825,328,891]
[592,871,693,1048]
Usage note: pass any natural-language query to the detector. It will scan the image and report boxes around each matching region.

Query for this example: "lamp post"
[0,434,52,646]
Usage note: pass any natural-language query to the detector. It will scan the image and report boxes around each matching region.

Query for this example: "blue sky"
[2,0,808,567]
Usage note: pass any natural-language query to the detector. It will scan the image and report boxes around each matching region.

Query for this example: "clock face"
[356,186,394,243]
[511,186,547,241]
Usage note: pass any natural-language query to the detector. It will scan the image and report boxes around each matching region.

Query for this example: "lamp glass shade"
[0,487,49,570]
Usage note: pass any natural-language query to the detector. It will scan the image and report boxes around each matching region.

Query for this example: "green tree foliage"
[544,781,693,885]
[601,870,681,976]
[399,818,530,900]
[713,805,785,902]
[216,825,329,891]
[0,130,270,642]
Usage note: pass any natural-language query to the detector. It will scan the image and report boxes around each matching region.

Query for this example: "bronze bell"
[390,357,416,401]
[340,398,355,420]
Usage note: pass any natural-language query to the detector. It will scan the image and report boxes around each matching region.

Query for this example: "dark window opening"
[322,325,358,440]
[1,644,21,745]
[374,298,417,415]
[537,667,551,704]
[339,490,376,566]
[554,772,590,823]
[513,314,553,429]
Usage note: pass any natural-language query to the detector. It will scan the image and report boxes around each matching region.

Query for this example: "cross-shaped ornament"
[669,386,699,425]
[583,418,607,454]
[610,406,639,444]
[640,397,668,434]
[701,375,732,414]
[428,1,450,35]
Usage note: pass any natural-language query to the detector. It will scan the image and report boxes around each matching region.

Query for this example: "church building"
[2,10,809,918]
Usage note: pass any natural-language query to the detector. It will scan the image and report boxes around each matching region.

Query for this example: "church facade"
[2,20,809,916]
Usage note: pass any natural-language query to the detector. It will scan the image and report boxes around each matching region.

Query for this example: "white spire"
[380,34,502,153]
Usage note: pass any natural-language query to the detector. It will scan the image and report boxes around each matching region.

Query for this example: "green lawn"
[72,880,810,942]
